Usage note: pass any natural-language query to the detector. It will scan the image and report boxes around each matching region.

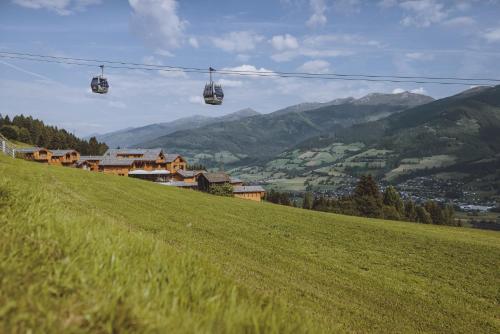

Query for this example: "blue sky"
[1,0,500,136]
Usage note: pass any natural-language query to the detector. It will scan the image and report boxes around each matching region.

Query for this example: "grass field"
[1,155,499,333]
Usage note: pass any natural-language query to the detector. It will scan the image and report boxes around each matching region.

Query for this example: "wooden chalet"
[76,156,102,171]
[173,169,204,183]
[97,148,167,176]
[16,147,52,163]
[128,169,170,182]
[233,185,266,202]
[49,149,80,166]
[165,154,187,173]
[197,172,231,192]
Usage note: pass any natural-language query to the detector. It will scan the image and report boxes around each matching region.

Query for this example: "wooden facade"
[197,172,231,192]
[233,186,266,202]
[17,148,52,163]
[165,154,187,173]
[49,150,80,166]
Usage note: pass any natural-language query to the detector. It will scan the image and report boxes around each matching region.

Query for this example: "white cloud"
[269,34,299,51]
[270,33,376,62]
[380,0,451,27]
[188,37,199,48]
[297,60,330,73]
[129,0,186,51]
[218,79,243,87]
[400,0,448,27]
[222,65,276,78]
[212,31,264,53]
[405,52,434,61]
[483,27,500,42]
[410,87,427,94]
[307,0,327,27]
[12,0,101,15]
[442,16,475,27]
[392,87,427,94]
[141,55,188,78]
[154,49,174,57]
[236,54,251,62]
[188,95,204,105]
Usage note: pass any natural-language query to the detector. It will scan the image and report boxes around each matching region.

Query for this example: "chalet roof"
[233,185,266,194]
[230,177,243,184]
[129,169,170,175]
[51,149,77,157]
[99,158,135,166]
[165,153,183,163]
[79,155,103,161]
[103,148,164,161]
[16,147,43,154]
[160,181,198,188]
[200,172,230,183]
[177,169,199,177]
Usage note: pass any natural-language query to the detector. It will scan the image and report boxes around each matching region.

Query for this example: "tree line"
[0,114,108,155]
[266,175,459,226]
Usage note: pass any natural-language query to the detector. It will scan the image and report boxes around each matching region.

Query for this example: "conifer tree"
[302,192,313,210]
[416,206,432,224]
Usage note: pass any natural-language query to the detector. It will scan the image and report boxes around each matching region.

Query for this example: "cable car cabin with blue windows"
[91,76,109,94]
[91,65,109,94]
[203,82,224,105]
[203,67,223,105]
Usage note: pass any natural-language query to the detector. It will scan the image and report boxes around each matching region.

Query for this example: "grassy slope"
[1,155,499,333]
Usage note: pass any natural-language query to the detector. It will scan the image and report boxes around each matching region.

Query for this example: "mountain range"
[93,86,500,200]
[136,92,434,165]
[93,108,260,148]
[233,85,500,200]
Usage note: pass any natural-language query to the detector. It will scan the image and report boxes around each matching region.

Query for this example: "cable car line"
[1,50,499,83]
[0,53,497,87]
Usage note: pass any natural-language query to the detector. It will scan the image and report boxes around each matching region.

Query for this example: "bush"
[208,183,233,197]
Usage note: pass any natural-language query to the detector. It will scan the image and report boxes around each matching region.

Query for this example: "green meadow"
[1,155,499,333]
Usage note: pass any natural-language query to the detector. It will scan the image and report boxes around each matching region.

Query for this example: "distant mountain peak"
[231,108,260,117]
[353,91,434,107]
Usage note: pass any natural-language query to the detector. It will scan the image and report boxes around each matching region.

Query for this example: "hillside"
[95,108,260,148]
[1,155,499,333]
[236,86,500,196]
[139,92,432,166]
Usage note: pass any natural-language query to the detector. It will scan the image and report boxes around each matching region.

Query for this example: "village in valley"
[15,146,266,201]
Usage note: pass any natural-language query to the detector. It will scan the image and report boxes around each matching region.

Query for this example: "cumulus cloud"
[218,79,243,87]
[483,27,500,42]
[222,64,275,78]
[392,87,427,94]
[188,37,199,48]
[442,16,475,27]
[129,0,186,51]
[379,0,456,27]
[269,34,299,51]
[400,0,448,27]
[12,0,101,15]
[410,87,427,94]
[212,31,264,53]
[270,33,377,62]
[297,60,330,73]
[188,95,204,105]
[307,0,327,27]
[405,52,434,61]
